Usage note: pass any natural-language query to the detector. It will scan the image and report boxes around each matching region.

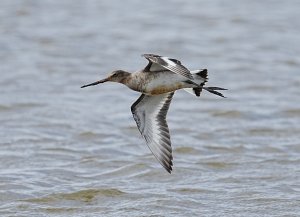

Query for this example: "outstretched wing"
[142,54,194,80]
[131,92,175,173]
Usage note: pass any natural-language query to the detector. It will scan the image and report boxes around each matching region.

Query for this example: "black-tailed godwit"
[81,54,227,173]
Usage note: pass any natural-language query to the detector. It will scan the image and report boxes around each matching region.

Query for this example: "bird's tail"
[183,69,227,97]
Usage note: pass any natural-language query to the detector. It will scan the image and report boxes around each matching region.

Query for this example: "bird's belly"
[127,71,188,95]
[148,83,184,95]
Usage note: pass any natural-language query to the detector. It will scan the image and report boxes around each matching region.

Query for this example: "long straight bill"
[81,78,108,88]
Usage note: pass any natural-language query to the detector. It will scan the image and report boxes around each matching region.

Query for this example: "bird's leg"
[203,87,227,98]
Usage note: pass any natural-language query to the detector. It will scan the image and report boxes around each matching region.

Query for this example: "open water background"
[0,0,300,216]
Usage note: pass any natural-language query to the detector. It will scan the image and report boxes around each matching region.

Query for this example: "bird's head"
[81,70,130,88]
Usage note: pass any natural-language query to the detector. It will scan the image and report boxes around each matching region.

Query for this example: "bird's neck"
[118,73,132,84]
[121,72,148,93]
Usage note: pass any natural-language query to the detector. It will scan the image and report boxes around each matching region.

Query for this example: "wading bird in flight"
[81,54,226,173]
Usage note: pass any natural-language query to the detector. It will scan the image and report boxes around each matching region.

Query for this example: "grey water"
[1,0,300,216]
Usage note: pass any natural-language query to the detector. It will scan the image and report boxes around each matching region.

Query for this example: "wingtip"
[164,162,173,174]
[142,53,162,58]
[160,157,173,174]
[166,167,172,174]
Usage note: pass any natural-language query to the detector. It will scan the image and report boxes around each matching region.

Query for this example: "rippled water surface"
[1,0,300,216]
